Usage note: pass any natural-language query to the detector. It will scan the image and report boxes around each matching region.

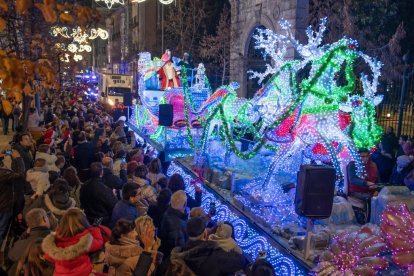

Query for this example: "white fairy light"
[131,0,173,4]
[95,0,125,9]
[51,26,109,44]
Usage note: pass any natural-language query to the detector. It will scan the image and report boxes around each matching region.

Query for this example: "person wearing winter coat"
[27,107,42,130]
[147,158,166,192]
[168,217,248,276]
[389,155,413,186]
[36,144,59,173]
[168,173,202,209]
[159,191,188,258]
[80,162,118,226]
[23,179,76,230]
[0,150,25,246]
[13,132,34,170]
[102,156,127,199]
[148,189,172,229]
[105,218,160,276]
[110,183,140,228]
[8,208,51,275]
[26,158,50,199]
[62,166,82,207]
[72,131,98,182]
[132,165,157,206]
[208,221,242,254]
[41,208,111,276]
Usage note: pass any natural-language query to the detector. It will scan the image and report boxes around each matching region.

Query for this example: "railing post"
[397,52,412,137]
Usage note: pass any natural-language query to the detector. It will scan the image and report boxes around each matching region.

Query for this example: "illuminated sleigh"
[133,52,212,139]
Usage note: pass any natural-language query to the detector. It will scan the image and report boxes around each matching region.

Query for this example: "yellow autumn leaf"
[0,0,8,12]
[44,0,55,8]
[0,17,6,32]
[56,3,64,11]
[16,0,32,14]
[1,100,12,116]
[35,3,57,23]
[59,13,74,24]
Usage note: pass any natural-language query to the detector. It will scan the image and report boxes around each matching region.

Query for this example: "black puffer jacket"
[73,141,95,171]
[79,177,118,226]
[102,168,126,196]
[170,240,248,276]
[159,207,188,257]
[0,157,26,214]
[13,143,33,170]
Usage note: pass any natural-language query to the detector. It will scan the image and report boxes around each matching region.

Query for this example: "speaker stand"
[164,127,168,150]
[304,218,314,260]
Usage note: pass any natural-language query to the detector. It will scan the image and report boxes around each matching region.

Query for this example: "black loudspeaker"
[123,93,133,106]
[294,165,336,219]
[159,104,173,127]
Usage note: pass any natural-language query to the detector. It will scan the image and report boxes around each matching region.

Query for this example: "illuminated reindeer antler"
[248,18,328,84]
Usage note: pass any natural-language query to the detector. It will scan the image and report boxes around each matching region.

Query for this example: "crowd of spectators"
[346,126,414,224]
[0,91,274,276]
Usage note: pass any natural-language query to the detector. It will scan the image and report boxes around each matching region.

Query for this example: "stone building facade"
[230,0,309,98]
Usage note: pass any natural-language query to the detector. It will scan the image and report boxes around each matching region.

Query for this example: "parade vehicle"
[127,19,414,276]
[98,73,134,108]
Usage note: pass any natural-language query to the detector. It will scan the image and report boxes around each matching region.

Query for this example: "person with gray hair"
[102,156,127,199]
[8,208,51,275]
[159,190,188,259]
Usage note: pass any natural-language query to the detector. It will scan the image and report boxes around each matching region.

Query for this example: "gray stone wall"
[230,0,309,97]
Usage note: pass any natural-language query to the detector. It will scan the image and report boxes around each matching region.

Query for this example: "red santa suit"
[158,54,181,90]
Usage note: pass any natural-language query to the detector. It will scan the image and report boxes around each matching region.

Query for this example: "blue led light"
[167,162,307,275]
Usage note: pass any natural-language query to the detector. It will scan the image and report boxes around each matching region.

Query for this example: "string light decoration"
[51,26,108,44]
[166,161,306,275]
[95,0,124,9]
[67,43,92,53]
[381,204,414,274]
[131,0,174,4]
[312,226,388,275]
[131,17,383,193]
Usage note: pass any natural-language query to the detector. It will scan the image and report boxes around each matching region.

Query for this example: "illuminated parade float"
[128,18,414,275]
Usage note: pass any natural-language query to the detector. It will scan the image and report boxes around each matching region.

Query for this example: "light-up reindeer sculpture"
[193,18,383,193]
[249,18,384,190]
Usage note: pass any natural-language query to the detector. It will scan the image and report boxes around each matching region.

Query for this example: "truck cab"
[98,73,134,108]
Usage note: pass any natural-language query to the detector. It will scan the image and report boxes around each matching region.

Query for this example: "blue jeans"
[0,212,12,246]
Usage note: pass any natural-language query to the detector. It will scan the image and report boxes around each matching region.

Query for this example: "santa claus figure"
[158,50,181,90]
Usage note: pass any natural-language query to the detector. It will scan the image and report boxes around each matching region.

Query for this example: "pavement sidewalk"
[0,133,13,147]
[0,121,14,147]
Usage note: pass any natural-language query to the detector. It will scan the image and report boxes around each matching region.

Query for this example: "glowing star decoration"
[95,0,124,9]
[381,204,414,274]
[313,226,388,275]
